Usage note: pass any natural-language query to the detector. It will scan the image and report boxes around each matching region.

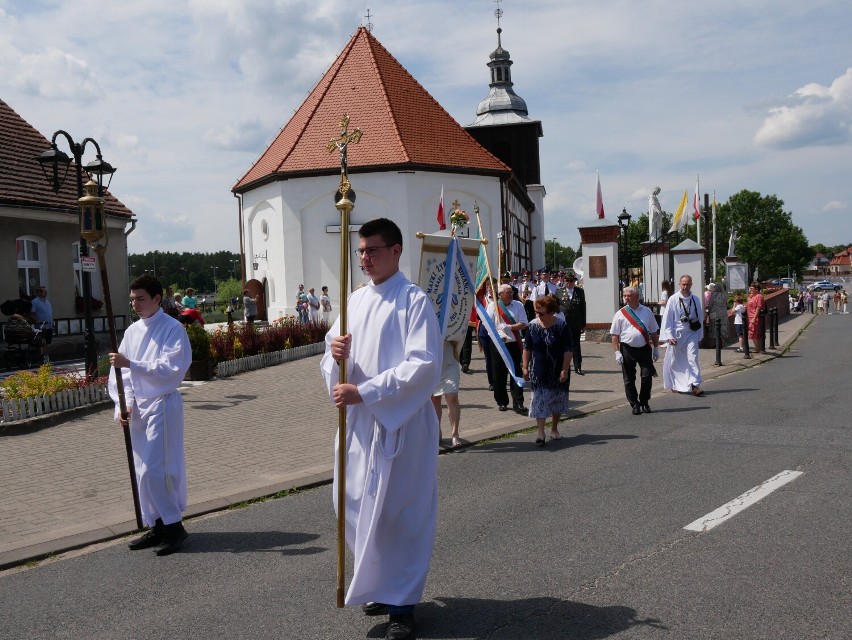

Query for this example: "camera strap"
[678,296,697,321]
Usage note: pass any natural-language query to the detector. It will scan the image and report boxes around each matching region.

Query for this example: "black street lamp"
[37,131,116,380]
[617,207,632,286]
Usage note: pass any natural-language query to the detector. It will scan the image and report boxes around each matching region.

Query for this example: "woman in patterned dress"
[522,295,573,446]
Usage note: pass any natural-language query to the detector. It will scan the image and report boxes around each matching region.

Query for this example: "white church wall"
[241,171,504,319]
[527,184,546,270]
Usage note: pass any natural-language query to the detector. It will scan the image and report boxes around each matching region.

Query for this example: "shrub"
[185,324,212,361]
[0,365,107,401]
[208,318,327,365]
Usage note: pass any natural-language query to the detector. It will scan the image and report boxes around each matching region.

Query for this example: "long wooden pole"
[94,245,143,530]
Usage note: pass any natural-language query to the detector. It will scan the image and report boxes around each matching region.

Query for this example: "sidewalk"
[0,312,815,569]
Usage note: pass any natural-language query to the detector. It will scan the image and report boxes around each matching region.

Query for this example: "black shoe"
[128,518,163,550]
[461,365,469,373]
[574,368,584,375]
[498,405,508,412]
[513,406,528,416]
[386,613,416,640]
[362,602,389,616]
[640,403,651,413]
[154,522,188,556]
[631,404,642,416]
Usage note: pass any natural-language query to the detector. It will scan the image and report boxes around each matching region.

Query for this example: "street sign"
[81,256,97,272]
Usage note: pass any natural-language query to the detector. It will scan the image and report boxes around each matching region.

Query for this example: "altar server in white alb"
[659,274,705,396]
[109,274,192,556]
[321,218,441,640]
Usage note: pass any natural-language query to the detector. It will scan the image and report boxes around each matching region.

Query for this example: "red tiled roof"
[0,99,133,218]
[234,27,509,192]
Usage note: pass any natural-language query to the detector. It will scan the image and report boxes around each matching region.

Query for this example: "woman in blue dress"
[522,295,573,446]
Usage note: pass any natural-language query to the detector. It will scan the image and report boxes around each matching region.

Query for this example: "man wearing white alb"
[321,218,441,640]
[659,275,704,396]
[108,275,192,556]
[611,286,660,415]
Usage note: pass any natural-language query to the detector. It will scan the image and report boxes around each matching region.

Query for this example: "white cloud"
[822,200,845,211]
[204,118,272,153]
[754,68,852,149]
[14,48,101,100]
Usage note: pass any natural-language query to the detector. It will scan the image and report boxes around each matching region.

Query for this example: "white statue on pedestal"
[648,187,663,241]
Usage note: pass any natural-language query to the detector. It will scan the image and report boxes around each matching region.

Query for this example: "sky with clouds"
[3,0,851,256]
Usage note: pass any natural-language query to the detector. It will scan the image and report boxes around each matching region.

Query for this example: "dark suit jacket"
[556,286,586,330]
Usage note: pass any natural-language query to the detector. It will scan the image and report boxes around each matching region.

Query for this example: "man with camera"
[659,274,704,396]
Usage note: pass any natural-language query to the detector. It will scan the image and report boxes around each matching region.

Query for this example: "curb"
[0,314,814,570]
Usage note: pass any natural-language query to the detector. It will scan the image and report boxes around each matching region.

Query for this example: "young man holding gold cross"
[321,217,442,640]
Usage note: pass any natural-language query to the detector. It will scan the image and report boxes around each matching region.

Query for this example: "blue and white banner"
[418,235,478,343]
[418,234,524,387]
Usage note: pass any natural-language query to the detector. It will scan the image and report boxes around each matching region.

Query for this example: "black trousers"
[459,325,475,368]
[619,343,656,406]
[568,325,582,370]
[489,340,524,408]
[478,325,494,386]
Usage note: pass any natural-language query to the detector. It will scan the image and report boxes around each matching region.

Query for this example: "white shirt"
[610,304,659,347]
[530,281,557,301]
[485,299,527,342]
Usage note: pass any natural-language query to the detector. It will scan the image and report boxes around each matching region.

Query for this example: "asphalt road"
[1,316,849,640]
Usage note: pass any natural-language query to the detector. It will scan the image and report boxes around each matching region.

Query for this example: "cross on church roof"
[364,8,374,33]
[494,0,503,27]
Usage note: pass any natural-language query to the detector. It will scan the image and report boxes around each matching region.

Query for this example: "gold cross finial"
[327,114,363,198]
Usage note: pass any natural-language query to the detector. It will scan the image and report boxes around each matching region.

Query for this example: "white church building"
[232,25,544,321]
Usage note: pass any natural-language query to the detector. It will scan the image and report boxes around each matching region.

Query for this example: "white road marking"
[684,470,804,532]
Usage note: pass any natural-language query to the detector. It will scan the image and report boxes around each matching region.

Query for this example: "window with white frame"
[16,236,47,296]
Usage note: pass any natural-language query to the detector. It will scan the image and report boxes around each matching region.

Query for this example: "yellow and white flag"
[671,189,689,231]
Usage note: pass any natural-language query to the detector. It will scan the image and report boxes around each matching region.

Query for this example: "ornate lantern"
[78,179,107,247]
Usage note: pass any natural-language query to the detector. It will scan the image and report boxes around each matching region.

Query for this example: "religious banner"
[417,234,480,342]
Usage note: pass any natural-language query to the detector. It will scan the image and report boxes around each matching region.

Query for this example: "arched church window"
[496,67,503,82]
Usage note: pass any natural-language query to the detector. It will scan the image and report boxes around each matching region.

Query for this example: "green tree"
[714,190,811,282]
[545,239,578,271]
[216,277,243,308]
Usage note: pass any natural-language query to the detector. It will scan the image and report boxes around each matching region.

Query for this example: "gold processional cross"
[327,114,363,198]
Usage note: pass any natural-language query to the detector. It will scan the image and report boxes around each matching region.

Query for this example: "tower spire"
[468,2,531,127]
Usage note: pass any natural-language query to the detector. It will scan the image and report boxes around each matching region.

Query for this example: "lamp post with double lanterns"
[37,132,115,380]
[77,178,144,530]
[617,207,632,288]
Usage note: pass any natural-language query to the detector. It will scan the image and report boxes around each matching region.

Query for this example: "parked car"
[808,280,841,292]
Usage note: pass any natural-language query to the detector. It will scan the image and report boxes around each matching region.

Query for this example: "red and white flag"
[693,176,701,221]
[437,185,446,230]
[596,172,605,219]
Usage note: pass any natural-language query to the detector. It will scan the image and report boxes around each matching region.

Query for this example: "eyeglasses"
[355,245,393,258]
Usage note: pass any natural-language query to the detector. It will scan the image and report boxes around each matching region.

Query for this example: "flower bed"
[0,365,109,424]
[208,317,327,365]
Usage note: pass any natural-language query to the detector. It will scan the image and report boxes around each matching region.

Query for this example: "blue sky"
[3,0,851,254]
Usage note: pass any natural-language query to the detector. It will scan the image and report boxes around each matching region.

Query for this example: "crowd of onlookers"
[790,288,848,315]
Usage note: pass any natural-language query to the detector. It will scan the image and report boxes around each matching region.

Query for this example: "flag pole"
[473,202,498,318]
[712,192,717,281]
[327,114,362,609]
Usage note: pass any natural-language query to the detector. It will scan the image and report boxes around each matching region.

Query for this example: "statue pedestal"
[725,257,749,291]
[642,240,670,306]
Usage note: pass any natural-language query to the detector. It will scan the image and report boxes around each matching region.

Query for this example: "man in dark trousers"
[556,272,587,374]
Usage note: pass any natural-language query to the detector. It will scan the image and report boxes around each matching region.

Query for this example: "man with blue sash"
[610,286,660,415]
